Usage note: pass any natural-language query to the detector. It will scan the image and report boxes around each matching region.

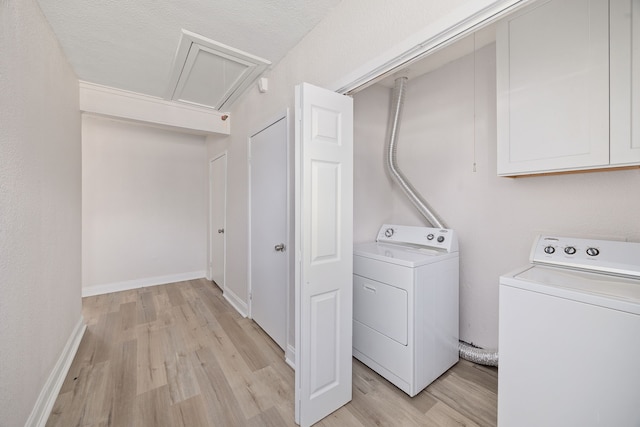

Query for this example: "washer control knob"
[384,228,394,238]
[437,236,445,243]
[564,246,577,255]
[586,247,600,257]
[544,246,555,254]
[427,234,434,240]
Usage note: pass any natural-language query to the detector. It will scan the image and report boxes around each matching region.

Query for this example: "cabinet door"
[497,0,609,176]
[611,0,640,165]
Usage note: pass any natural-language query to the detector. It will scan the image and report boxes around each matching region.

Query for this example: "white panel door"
[611,0,640,165]
[294,83,353,426]
[250,116,288,350]
[210,153,227,289]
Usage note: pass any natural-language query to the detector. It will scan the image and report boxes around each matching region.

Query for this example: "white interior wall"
[206,0,511,355]
[0,1,82,425]
[82,116,207,294]
[353,84,395,242]
[354,44,640,349]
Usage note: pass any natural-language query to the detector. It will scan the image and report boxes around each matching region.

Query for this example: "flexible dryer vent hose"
[385,77,446,229]
[386,76,499,367]
[459,341,499,367]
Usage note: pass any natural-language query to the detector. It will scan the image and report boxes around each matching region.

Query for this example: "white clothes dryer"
[353,224,459,397]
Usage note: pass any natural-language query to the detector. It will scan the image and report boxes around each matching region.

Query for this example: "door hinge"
[249,292,252,300]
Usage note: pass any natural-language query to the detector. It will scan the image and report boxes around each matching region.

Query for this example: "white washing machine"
[353,224,459,397]
[499,235,640,427]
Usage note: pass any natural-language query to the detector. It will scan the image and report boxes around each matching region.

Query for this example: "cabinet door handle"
[274,243,286,252]
[217,228,225,234]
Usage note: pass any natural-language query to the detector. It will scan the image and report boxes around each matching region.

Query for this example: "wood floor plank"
[189,347,247,426]
[109,339,137,427]
[136,323,168,394]
[81,294,103,325]
[240,317,287,364]
[135,385,177,427]
[423,400,482,427]
[119,301,137,342]
[214,312,269,372]
[46,390,72,426]
[192,319,270,420]
[137,291,157,324]
[47,279,498,426]
[154,289,175,328]
[119,289,139,305]
[172,299,203,327]
[427,368,498,427]
[94,310,121,364]
[165,282,186,307]
[178,280,204,304]
[353,358,440,415]
[252,364,294,409]
[162,326,200,404]
[106,291,124,315]
[316,406,364,427]
[171,395,212,427]
[449,359,498,391]
[194,283,232,318]
[247,406,290,427]
[46,361,112,427]
[170,304,207,353]
[190,295,222,330]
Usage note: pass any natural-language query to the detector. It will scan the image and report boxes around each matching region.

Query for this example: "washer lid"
[354,241,457,268]
[502,265,640,315]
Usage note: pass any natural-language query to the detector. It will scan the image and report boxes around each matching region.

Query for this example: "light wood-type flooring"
[47,279,497,426]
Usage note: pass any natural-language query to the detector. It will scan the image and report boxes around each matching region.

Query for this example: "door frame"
[209,151,228,290]
[247,110,292,357]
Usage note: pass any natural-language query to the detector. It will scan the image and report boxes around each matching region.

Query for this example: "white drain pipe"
[385,76,499,367]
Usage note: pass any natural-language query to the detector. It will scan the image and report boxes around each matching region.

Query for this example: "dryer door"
[353,274,408,345]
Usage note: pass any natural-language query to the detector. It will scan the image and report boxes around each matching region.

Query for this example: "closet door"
[294,82,353,427]
[610,0,640,165]
[496,0,609,176]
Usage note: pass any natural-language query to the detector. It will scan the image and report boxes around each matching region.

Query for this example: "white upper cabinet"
[611,0,640,165]
[497,0,610,176]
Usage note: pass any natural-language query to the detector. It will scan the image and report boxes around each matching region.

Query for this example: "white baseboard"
[26,317,86,427]
[285,344,296,370]
[82,270,206,297]
[222,288,248,318]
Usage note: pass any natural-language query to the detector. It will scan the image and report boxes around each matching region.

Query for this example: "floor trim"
[223,287,248,317]
[82,271,206,297]
[26,317,86,427]
[285,344,296,370]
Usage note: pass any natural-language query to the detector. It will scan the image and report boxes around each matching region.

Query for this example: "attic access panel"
[166,30,271,111]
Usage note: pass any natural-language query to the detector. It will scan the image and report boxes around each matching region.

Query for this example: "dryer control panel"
[376,224,458,253]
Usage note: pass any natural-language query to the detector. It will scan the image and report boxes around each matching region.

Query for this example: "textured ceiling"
[37,0,342,107]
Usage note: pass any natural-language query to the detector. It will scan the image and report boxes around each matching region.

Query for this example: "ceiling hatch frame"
[166,29,271,111]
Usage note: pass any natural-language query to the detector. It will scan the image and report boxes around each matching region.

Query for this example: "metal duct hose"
[386,77,446,230]
[386,77,499,367]
[459,341,499,367]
